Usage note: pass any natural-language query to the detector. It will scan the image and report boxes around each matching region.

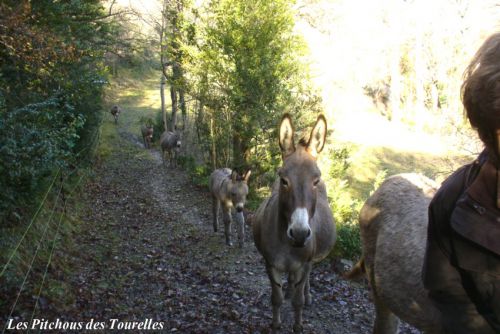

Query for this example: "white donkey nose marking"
[287,208,310,239]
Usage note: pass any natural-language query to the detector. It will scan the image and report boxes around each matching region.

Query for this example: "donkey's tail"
[343,257,365,280]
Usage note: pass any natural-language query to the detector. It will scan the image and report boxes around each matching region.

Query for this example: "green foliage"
[0,1,114,223]
[0,96,84,221]
[323,145,363,259]
[154,110,166,142]
[193,0,321,174]
[178,155,211,188]
[335,222,362,260]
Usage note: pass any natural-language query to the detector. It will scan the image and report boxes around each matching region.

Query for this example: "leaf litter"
[39,129,421,334]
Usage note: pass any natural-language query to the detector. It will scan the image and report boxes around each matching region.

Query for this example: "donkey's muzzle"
[288,227,312,247]
[236,206,243,213]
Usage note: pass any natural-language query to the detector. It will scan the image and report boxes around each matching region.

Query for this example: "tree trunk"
[161,74,167,131]
[160,0,168,132]
[232,133,248,170]
[210,115,216,170]
[179,89,186,129]
[170,86,178,131]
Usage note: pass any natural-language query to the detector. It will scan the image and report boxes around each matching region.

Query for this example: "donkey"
[253,114,336,333]
[110,105,121,124]
[346,173,443,334]
[160,130,181,167]
[209,168,251,247]
[141,124,154,149]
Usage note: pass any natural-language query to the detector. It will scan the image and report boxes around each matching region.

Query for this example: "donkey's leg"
[285,272,295,299]
[265,264,283,331]
[291,263,312,333]
[304,273,311,306]
[235,211,245,248]
[212,196,220,232]
[167,150,172,168]
[222,206,233,246]
[373,295,399,334]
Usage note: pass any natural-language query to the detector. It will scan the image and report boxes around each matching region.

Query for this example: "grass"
[0,169,88,320]
[345,144,473,201]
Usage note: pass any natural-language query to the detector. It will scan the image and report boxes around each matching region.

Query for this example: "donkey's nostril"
[307,229,311,238]
[289,229,295,239]
[236,206,243,213]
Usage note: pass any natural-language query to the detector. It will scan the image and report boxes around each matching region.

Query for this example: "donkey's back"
[160,131,181,167]
[209,168,232,198]
[160,131,180,148]
[110,105,121,124]
[349,173,442,334]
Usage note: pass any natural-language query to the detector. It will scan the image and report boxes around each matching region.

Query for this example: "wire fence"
[0,130,98,334]
[2,183,63,333]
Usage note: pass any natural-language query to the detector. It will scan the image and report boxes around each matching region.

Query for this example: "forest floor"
[34,97,422,333]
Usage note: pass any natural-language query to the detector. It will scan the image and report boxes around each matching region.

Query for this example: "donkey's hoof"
[292,323,303,333]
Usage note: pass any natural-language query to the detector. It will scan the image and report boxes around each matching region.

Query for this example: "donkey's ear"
[279,114,295,158]
[231,170,238,182]
[307,115,327,158]
[243,170,251,183]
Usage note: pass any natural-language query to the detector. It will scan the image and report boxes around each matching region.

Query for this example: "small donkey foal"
[141,125,154,149]
[209,168,251,247]
[110,105,121,124]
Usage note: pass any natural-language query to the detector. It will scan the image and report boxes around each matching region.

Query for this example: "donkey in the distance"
[141,125,154,149]
[346,173,444,334]
[209,168,251,247]
[160,130,181,167]
[253,114,336,333]
[110,105,121,124]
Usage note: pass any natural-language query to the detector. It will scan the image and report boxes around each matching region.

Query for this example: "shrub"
[324,144,363,259]
[0,95,84,223]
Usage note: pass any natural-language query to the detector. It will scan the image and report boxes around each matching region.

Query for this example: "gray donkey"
[253,114,336,333]
[160,130,181,167]
[346,173,444,334]
[110,105,121,124]
[141,125,153,149]
[209,168,251,247]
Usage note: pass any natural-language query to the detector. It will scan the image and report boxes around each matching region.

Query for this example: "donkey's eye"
[313,179,320,187]
[281,178,289,188]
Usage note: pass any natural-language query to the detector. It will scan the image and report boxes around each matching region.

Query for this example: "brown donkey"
[253,114,336,332]
[110,105,121,124]
[141,124,154,149]
[209,168,251,247]
[160,130,181,167]
[346,173,443,334]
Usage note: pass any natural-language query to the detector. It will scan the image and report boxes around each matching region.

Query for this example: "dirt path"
[49,106,422,333]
